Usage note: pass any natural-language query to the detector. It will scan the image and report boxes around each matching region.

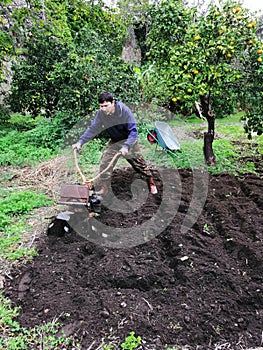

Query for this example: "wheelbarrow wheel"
[147,130,157,144]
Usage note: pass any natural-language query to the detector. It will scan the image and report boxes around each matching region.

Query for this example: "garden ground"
[4,160,263,349]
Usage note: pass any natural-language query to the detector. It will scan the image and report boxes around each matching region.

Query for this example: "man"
[72,91,158,195]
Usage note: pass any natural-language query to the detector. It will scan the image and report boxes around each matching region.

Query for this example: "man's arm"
[122,123,138,150]
[121,104,138,150]
[79,112,103,146]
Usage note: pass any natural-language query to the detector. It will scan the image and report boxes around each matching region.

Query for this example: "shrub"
[0,129,55,166]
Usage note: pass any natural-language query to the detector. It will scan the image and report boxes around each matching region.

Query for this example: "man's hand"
[72,142,82,152]
[120,146,129,156]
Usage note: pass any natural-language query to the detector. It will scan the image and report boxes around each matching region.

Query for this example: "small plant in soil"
[202,223,210,234]
[0,294,78,349]
[121,331,142,350]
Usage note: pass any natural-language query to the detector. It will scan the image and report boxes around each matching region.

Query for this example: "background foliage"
[0,0,262,150]
[143,0,262,123]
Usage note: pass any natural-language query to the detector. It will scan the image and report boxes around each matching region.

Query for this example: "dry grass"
[10,152,77,200]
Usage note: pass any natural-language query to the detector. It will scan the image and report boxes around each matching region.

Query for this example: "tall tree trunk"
[200,95,216,166]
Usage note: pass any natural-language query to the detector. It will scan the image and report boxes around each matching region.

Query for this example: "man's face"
[100,101,115,115]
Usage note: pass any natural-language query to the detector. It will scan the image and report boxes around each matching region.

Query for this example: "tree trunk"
[200,95,216,166]
[203,132,215,166]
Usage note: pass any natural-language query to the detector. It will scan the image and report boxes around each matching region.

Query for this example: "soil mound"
[5,168,263,349]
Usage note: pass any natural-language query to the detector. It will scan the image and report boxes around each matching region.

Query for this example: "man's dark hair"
[98,92,114,104]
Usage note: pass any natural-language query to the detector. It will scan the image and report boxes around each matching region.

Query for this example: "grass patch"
[0,218,38,261]
[142,138,205,169]
[216,124,245,138]
[208,139,258,175]
[0,294,79,350]
[138,116,262,176]
[0,189,53,261]
[215,111,244,124]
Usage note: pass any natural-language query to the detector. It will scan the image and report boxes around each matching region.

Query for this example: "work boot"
[147,177,158,195]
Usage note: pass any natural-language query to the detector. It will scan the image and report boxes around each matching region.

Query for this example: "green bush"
[6,113,37,131]
[0,129,55,166]
[24,113,69,150]
[5,0,140,131]
[0,189,52,229]
[6,30,71,118]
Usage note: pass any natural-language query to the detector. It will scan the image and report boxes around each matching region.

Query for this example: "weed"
[102,344,115,350]
[0,294,79,349]
[213,324,222,334]
[202,223,209,234]
[121,331,141,350]
[0,293,20,331]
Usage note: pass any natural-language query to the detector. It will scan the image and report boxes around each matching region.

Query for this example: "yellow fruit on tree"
[258,57,262,62]
[193,70,199,75]
[214,11,220,16]
[257,49,262,54]
[172,97,178,102]
[194,35,201,41]
[247,40,253,45]
[247,22,255,28]
[226,53,231,58]
[236,7,241,12]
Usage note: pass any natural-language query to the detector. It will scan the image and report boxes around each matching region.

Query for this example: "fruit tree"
[142,0,262,165]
